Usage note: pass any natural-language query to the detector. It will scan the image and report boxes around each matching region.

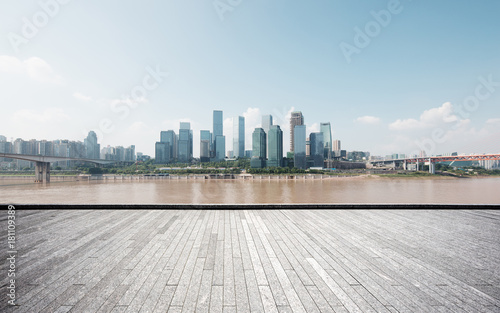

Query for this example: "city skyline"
[2,101,499,161]
[1,1,499,157]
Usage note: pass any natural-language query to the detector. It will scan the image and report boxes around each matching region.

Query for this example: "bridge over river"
[0,153,117,182]
[370,154,500,173]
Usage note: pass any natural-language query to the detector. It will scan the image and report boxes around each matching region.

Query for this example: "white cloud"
[128,121,154,133]
[0,55,24,74]
[73,92,92,102]
[388,118,420,130]
[379,102,500,156]
[355,115,381,125]
[0,55,64,84]
[242,107,262,151]
[389,102,459,131]
[486,118,500,124]
[5,108,73,141]
[223,117,233,153]
[307,123,320,134]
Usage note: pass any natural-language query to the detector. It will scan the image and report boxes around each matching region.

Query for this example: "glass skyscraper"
[251,128,266,168]
[293,125,306,169]
[213,110,224,160]
[155,142,170,164]
[290,111,304,152]
[267,125,283,167]
[178,122,193,163]
[233,116,245,158]
[309,132,324,167]
[262,115,273,158]
[200,130,211,162]
[320,122,332,159]
[262,115,273,133]
[84,131,100,159]
[213,111,223,139]
[160,130,177,161]
[214,135,225,161]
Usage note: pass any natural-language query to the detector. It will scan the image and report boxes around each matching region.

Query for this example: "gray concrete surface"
[1,209,499,312]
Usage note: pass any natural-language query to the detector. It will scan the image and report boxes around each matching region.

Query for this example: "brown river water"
[1,176,499,204]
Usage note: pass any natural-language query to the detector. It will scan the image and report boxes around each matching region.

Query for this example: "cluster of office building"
[154,110,344,169]
[0,132,135,169]
[252,111,343,169]
[155,110,227,164]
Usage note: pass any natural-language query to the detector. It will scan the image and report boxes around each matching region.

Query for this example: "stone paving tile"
[1,209,499,312]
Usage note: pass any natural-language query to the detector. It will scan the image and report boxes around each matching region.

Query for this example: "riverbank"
[1,172,497,182]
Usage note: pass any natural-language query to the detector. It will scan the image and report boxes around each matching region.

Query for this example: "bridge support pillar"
[429,160,435,174]
[35,162,50,182]
[416,161,419,171]
[403,160,407,171]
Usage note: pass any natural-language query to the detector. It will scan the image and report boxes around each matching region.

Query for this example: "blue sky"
[1,0,499,157]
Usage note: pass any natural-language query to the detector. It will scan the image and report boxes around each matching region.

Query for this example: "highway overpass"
[0,153,117,182]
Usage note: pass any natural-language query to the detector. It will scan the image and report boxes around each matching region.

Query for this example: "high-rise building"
[267,125,283,167]
[213,110,224,160]
[0,137,12,163]
[160,130,177,161]
[262,115,273,158]
[309,132,324,167]
[332,139,341,151]
[213,110,223,139]
[101,145,135,162]
[0,139,12,162]
[333,139,341,157]
[178,122,193,163]
[12,138,31,168]
[320,122,332,159]
[125,145,135,162]
[84,131,100,159]
[262,115,273,133]
[36,140,52,156]
[200,130,211,162]
[115,146,125,161]
[180,122,190,130]
[155,142,170,164]
[233,116,245,158]
[214,135,225,161]
[293,125,306,169]
[306,136,310,156]
[251,128,266,168]
[180,122,193,160]
[290,111,304,152]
